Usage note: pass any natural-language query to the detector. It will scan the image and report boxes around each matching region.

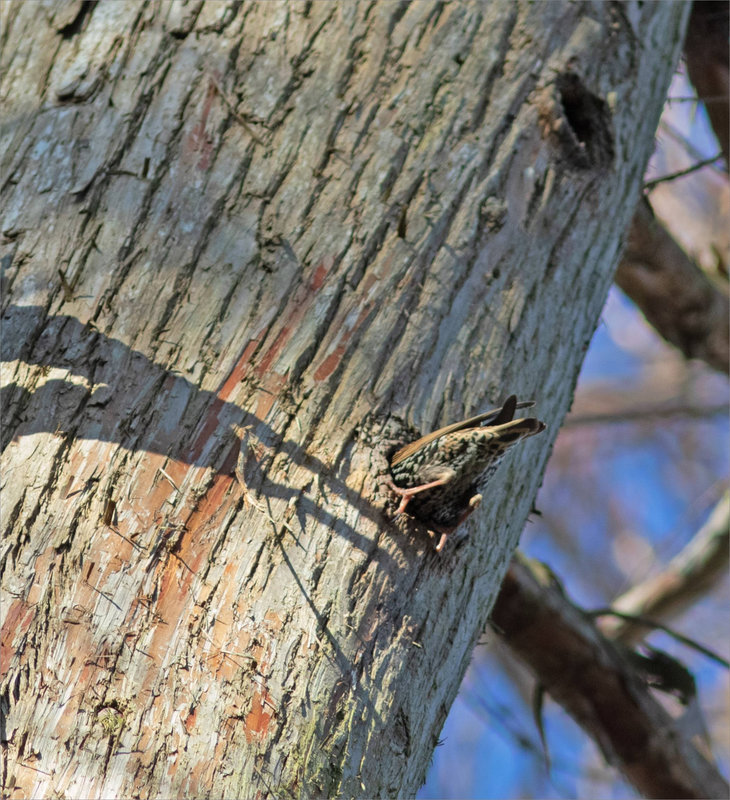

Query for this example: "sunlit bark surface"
[1,2,687,796]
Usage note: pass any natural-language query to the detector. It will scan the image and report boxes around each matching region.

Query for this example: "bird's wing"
[391,396,534,466]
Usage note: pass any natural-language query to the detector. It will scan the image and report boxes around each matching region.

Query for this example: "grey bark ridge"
[1,2,690,797]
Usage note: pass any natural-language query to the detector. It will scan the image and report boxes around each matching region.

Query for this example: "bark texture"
[1,1,688,797]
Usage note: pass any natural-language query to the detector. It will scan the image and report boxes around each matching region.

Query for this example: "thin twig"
[667,95,729,105]
[209,76,264,145]
[597,494,730,645]
[658,119,724,169]
[644,154,723,191]
[590,609,729,668]
[564,403,728,427]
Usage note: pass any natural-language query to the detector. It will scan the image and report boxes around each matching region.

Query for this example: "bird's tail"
[486,417,545,446]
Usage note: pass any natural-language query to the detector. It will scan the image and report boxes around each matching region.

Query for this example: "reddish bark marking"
[311,261,329,290]
[208,628,253,682]
[137,454,188,514]
[191,564,240,679]
[184,399,226,463]
[189,471,234,526]
[255,325,292,378]
[0,601,35,677]
[185,80,216,171]
[77,658,104,692]
[264,611,282,630]
[144,556,198,662]
[218,339,259,397]
[98,526,135,568]
[185,337,260,463]
[156,559,193,617]
[244,689,273,742]
[313,343,346,381]
[212,651,240,682]
[171,476,235,575]
[172,531,205,575]
[142,475,174,512]
[162,459,187,487]
[186,259,333,464]
[254,372,288,419]
[252,258,331,380]
[252,381,281,420]
[205,737,229,785]
[184,706,197,733]
[313,303,371,382]
[136,710,156,762]
[353,303,372,329]
[220,559,240,583]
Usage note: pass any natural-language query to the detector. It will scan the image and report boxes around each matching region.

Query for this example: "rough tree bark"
[0,2,689,798]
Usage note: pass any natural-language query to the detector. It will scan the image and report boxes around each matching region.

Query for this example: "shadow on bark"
[2,305,462,564]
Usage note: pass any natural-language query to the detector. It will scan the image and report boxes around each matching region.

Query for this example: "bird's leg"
[385,475,452,515]
[433,494,482,552]
[434,530,450,552]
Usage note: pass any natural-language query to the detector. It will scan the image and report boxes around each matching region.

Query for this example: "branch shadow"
[2,304,431,561]
[2,304,437,727]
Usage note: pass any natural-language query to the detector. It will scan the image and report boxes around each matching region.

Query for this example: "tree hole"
[553,72,615,171]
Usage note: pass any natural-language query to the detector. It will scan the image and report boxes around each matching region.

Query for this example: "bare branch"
[659,118,726,168]
[684,1,729,168]
[564,401,727,427]
[493,554,729,799]
[644,153,723,191]
[565,400,727,427]
[667,95,730,105]
[616,199,729,374]
[598,493,730,645]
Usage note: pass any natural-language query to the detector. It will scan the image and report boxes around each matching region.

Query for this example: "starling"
[388,395,545,551]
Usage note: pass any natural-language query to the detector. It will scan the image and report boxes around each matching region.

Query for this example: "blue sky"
[420,285,729,798]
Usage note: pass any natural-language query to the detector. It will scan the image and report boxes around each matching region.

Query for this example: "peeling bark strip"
[1,2,688,797]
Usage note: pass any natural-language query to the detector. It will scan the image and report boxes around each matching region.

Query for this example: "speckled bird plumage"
[389,395,545,550]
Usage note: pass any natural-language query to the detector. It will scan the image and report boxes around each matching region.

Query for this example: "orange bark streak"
[313,343,346,381]
[311,261,329,290]
[313,303,371,381]
[218,338,259,396]
[255,325,292,378]
[245,689,273,742]
[0,602,35,677]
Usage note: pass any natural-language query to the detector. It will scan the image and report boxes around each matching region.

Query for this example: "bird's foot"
[385,475,451,515]
[432,495,483,552]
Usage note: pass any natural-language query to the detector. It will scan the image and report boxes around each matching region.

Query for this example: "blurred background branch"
[423,2,729,796]
[491,554,729,800]
[599,493,729,645]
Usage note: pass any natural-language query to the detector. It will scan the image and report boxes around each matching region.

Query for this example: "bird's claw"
[384,476,411,514]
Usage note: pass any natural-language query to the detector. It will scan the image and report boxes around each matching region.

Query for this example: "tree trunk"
[1,1,688,797]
